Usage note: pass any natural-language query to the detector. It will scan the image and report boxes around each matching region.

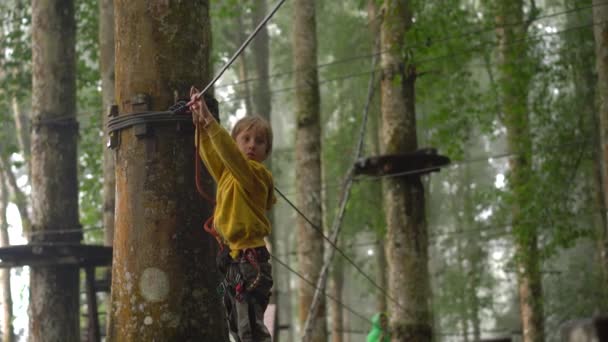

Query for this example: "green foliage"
[75,0,103,242]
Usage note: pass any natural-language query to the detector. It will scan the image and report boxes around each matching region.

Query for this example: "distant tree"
[0,174,14,342]
[29,0,80,341]
[494,1,544,341]
[379,0,433,341]
[593,0,608,284]
[99,0,115,248]
[293,0,327,341]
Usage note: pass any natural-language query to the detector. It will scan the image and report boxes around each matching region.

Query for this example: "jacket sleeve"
[195,126,225,182]
[205,120,264,194]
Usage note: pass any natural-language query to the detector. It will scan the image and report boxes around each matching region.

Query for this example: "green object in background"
[367,312,390,342]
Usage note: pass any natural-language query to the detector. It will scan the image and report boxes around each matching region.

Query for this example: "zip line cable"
[269,252,373,326]
[301,37,381,340]
[14,138,590,239]
[411,0,607,50]
[213,1,606,92]
[188,0,288,102]
[218,19,600,107]
[274,186,405,313]
[39,11,599,127]
[416,19,604,67]
[276,135,591,197]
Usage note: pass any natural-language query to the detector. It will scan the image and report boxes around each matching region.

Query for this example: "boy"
[189,87,276,342]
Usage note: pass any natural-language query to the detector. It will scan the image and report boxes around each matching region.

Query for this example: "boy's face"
[235,127,268,163]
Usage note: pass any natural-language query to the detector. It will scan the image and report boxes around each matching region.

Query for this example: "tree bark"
[100,0,115,248]
[294,0,327,341]
[108,1,227,340]
[252,0,272,119]
[593,0,608,287]
[12,97,30,169]
[367,0,388,315]
[330,259,344,342]
[380,1,432,341]
[29,1,80,341]
[0,157,30,235]
[235,8,253,116]
[0,177,14,342]
[495,2,544,342]
[251,0,281,339]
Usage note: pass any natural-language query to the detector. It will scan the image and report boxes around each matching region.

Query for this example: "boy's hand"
[189,86,215,127]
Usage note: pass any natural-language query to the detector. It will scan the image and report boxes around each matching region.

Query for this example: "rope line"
[269,252,373,326]
[213,2,605,92]
[274,186,404,311]
[190,0,288,101]
[302,37,381,339]
[217,19,599,107]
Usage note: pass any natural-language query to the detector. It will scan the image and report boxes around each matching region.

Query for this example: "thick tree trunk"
[29,1,80,341]
[380,1,432,341]
[100,0,115,248]
[107,1,226,341]
[294,0,327,341]
[495,2,544,342]
[0,178,14,342]
[593,0,608,287]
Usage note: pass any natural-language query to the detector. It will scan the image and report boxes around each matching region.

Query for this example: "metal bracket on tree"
[106,93,194,150]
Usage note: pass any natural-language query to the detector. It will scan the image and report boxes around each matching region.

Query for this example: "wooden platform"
[0,243,112,268]
[354,148,451,177]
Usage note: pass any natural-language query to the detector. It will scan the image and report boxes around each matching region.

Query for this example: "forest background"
[0,0,607,341]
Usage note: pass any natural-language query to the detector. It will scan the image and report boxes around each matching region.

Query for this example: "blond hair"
[231,115,273,154]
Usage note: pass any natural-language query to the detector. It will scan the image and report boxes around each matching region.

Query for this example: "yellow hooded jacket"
[196,120,276,259]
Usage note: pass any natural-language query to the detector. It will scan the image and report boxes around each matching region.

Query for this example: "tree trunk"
[593,0,608,287]
[330,259,344,342]
[0,157,30,235]
[99,0,115,335]
[367,0,388,315]
[380,1,432,341]
[463,146,481,342]
[12,97,30,169]
[0,177,14,342]
[376,240,388,313]
[29,1,80,341]
[252,0,272,119]
[100,0,115,248]
[251,0,280,339]
[235,8,253,116]
[294,0,326,341]
[495,2,544,342]
[107,1,227,340]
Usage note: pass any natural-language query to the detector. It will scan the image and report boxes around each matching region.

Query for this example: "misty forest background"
[1,0,608,341]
